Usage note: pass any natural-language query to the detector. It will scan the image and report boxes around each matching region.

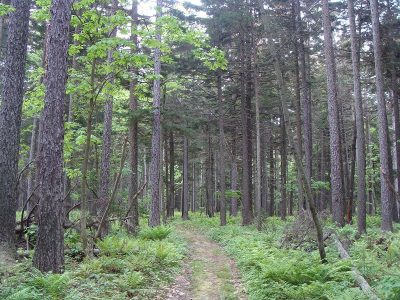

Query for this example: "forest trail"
[160,225,247,300]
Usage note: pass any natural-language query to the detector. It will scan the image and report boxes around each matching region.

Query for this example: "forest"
[0,0,399,299]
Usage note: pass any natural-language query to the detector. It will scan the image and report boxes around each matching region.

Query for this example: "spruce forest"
[0,0,399,299]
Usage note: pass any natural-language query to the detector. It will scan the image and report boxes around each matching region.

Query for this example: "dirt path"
[159,225,247,300]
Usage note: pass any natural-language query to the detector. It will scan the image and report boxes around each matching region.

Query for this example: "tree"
[33,0,73,273]
[347,0,366,234]
[98,0,118,238]
[369,0,393,232]
[217,73,226,226]
[127,0,139,233]
[322,0,345,227]
[149,0,163,227]
[0,0,30,264]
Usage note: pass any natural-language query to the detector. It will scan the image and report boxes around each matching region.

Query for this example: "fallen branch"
[331,233,379,300]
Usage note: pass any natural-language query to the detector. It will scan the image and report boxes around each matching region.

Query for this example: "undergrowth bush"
[0,221,186,300]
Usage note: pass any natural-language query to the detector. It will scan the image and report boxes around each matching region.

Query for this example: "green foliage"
[1,223,186,300]
[180,214,368,300]
[139,225,172,241]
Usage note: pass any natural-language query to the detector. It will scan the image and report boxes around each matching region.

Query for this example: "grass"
[0,221,187,300]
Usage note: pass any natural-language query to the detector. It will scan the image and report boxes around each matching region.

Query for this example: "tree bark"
[0,0,30,264]
[322,0,345,227]
[347,0,367,233]
[369,0,393,231]
[280,111,287,220]
[230,135,238,216]
[182,136,189,220]
[149,0,163,227]
[127,0,139,232]
[33,0,72,273]
[217,73,226,226]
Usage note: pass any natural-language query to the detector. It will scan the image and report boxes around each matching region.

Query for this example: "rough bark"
[217,74,226,226]
[0,0,30,264]
[128,0,139,232]
[346,0,367,231]
[322,0,345,227]
[33,0,72,273]
[149,0,163,227]
[369,0,393,231]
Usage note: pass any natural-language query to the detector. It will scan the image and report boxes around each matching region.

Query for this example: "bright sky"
[139,0,206,18]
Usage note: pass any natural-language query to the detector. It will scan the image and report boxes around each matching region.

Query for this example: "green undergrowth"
[0,222,186,300]
[176,213,400,300]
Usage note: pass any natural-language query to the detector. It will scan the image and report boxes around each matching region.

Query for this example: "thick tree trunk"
[240,32,252,225]
[0,0,30,264]
[182,136,189,220]
[149,0,163,227]
[217,74,226,226]
[347,0,367,233]
[127,0,139,232]
[369,0,393,231]
[322,0,345,227]
[33,0,72,273]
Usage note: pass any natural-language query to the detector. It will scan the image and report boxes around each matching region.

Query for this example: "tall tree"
[127,0,140,232]
[149,0,163,227]
[369,0,393,231]
[322,0,345,227]
[0,0,30,264]
[98,0,118,238]
[182,135,189,220]
[217,73,226,226]
[347,0,366,234]
[33,0,72,273]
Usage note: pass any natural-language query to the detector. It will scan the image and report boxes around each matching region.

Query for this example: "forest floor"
[159,224,247,300]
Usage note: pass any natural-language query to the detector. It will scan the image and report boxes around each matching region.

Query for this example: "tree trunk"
[346,0,367,233]
[182,136,189,220]
[369,0,393,231]
[33,0,72,273]
[269,130,275,216]
[206,123,214,217]
[240,31,252,225]
[0,0,30,264]
[217,73,226,226]
[27,118,39,213]
[322,0,345,227]
[98,0,118,238]
[230,135,238,216]
[280,112,287,220]
[127,0,139,233]
[167,131,175,217]
[149,0,163,227]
